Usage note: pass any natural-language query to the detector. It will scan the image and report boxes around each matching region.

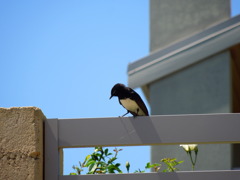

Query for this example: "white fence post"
[45,118,59,180]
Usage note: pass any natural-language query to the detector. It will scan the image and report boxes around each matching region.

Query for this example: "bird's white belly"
[120,98,145,115]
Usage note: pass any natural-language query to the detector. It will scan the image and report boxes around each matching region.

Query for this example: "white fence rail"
[45,113,240,180]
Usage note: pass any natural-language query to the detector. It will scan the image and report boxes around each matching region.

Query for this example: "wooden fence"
[45,113,240,179]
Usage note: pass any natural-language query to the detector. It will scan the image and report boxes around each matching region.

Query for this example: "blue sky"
[1,0,240,175]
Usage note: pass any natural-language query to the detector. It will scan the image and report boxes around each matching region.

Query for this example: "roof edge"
[128,15,240,88]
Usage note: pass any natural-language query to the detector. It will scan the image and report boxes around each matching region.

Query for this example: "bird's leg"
[122,111,129,117]
[137,108,139,116]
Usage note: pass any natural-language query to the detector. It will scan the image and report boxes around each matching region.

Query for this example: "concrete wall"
[150,0,230,52]
[149,0,232,171]
[0,107,46,180]
[150,51,231,115]
[150,51,232,170]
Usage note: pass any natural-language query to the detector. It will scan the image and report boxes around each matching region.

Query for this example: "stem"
[189,152,195,171]
[194,151,198,165]
[169,164,175,172]
[93,147,104,174]
[114,149,118,158]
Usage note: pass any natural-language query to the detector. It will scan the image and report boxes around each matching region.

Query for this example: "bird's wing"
[129,88,149,116]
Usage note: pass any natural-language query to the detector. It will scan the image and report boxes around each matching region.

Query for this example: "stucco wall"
[0,107,45,180]
[150,51,232,170]
[150,0,230,51]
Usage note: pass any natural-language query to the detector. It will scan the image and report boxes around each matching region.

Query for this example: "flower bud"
[126,161,130,173]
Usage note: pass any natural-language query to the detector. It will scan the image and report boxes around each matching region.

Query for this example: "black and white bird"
[109,83,149,117]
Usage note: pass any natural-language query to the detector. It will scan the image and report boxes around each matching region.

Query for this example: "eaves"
[127,15,240,88]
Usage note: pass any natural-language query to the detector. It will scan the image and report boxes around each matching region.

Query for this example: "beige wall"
[0,107,46,180]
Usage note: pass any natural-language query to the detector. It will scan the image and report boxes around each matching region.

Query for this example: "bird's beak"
[109,95,113,99]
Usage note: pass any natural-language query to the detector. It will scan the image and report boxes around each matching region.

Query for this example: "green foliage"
[145,162,161,172]
[70,147,123,175]
[70,147,184,175]
[161,158,184,172]
[134,169,145,173]
[143,158,183,173]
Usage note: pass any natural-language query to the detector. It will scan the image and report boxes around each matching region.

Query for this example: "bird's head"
[109,83,125,99]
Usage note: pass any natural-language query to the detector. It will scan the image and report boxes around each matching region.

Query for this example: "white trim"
[127,15,240,88]
[128,21,240,76]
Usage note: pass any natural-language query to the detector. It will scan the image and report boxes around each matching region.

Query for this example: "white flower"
[180,145,190,152]
[180,144,198,152]
[188,144,198,152]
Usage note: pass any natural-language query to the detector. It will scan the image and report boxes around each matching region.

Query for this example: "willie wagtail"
[110,83,149,117]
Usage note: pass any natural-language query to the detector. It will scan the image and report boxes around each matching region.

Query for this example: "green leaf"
[107,164,122,174]
[91,154,97,161]
[88,163,95,172]
[86,159,96,168]
[115,166,123,173]
[177,161,184,164]
[115,163,121,167]
[82,155,91,167]
[89,163,98,174]
[69,173,77,175]
[104,148,109,156]
[85,155,91,161]
[145,162,160,169]
[107,164,116,173]
[145,162,151,169]
[108,157,117,164]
